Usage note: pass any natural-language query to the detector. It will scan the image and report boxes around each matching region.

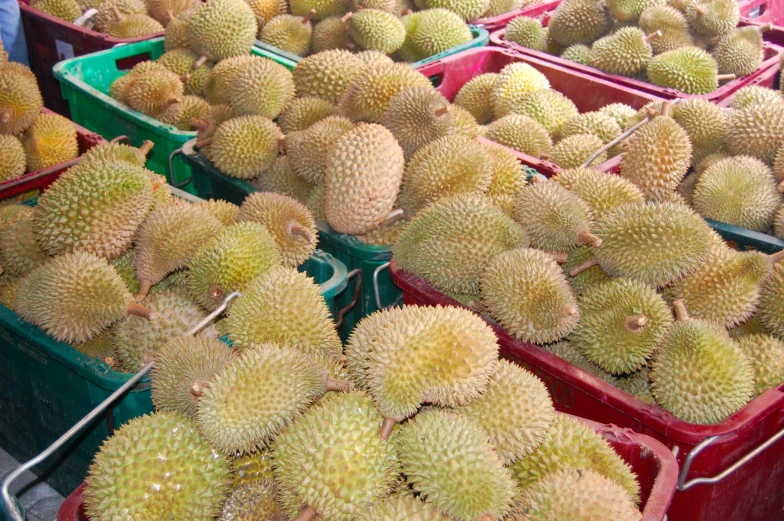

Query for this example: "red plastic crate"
[56,413,678,521]
[0,108,105,201]
[390,259,784,521]
[18,0,164,117]
[740,0,784,26]
[473,0,560,32]
[488,4,783,103]
[417,46,662,176]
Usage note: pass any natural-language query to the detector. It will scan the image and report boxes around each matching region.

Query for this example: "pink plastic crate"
[740,0,784,26]
[473,0,560,31]
[390,259,784,521]
[57,413,678,521]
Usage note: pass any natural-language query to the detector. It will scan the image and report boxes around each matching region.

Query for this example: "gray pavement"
[0,450,64,521]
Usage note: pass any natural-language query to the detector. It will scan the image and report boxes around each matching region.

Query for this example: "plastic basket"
[390,257,784,521]
[180,139,401,341]
[740,0,784,25]
[489,6,783,103]
[56,412,678,521]
[52,38,295,194]
[0,108,105,202]
[18,0,165,118]
[473,0,560,31]
[254,24,489,68]
[417,46,662,176]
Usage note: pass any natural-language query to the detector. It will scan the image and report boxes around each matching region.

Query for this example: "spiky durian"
[209,115,282,180]
[492,62,550,119]
[758,263,784,338]
[646,47,724,95]
[186,0,258,61]
[569,171,645,220]
[285,115,354,186]
[22,113,78,171]
[0,207,48,277]
[454,73,498,124]
[485,114,552,158]
[352,494,450,521]
[550,134,606,169]
[220,479,284,521]
[639,4,694,53]
[195,199,239,226]
[229,56,296,119]
[379,87,453,160]
[713,25,767,77]
[541,340,618,384]
[738,334,784,395]
[293,50,366,104]
[0,135,25,182]
[586,27,654,76]
[726,96,784,165]
[685,0,739,38]
[260,13,314,57]
[0,62,43,135]
[671,98,726,163]
[482,141,527,215]
[507,89,579,137]
[547,0,612,47]
[559,111,622,152]
[253,156,313,204]
[277,96,336,133]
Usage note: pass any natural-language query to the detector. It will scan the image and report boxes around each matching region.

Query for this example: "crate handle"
[678,426,784,491]
[373,262,403,310]
[334,268,362,329]
[110,135,131,145]
[169,148,193,188]
[0,292,243,521]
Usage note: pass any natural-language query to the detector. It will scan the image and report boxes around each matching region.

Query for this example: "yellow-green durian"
[454,72,498,124]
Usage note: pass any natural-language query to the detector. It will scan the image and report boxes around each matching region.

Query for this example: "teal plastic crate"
[180,140,402,340]
[254,24,489,68]
[52,38,295,194]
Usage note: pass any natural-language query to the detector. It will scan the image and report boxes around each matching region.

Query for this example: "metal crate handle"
[678,426,784,491]
[373,262,403,310]
[1,292,242,521]
[334,269,362,330]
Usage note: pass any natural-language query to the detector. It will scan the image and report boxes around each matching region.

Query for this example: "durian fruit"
[14,252,154,344]
[561,245,611,296]
[237,192,317,267]
[481,247,579,344]
[244,0,288,27]
[651,300,755,424]
[232,450,275,485]
[134,199,224,299]
[285,115,355,184]
[670,98,726,163]
[305,183,326,222]
[713,25,768,77]
[156,48,201,76]
[542,340,618,384]
[186,0,258,62]
[30,0,82,21]
[312,15,354,52]
[80,140,153,169]
[0,208,48,277]
[639,4,695,53]
[491,62,550,119]
[355,219,408,245]
[224,266,343,359]
[379,87,453,160]
[125,68,184,118]
[485,114,552,158]
[324,123,404,235]
[507,89,579,137]
[260,13,315,57]
[559,111,622,152]
[337,62,432,122]
[692,156,781,231]
[550,166,596,190]
[290,0,348,20]
[396,409,516,521]
[84,412,231,521]
[647,47,727,95]
[685,0,739,38]
[220,479,284,521]
[617,367,656,402]
[758,262,784,338]
[510,414,640,501]
[505,16,545,51]
[550,134,606,168]
[253,156,313,204]
[560,43,592,64]
[547,0,612,47]
[343,9,405,54]
[158,95,212,131]
[400,135,492,217]
[278,96,335,133]
[483,0,523,16]
[398,9,472,61]
[202,55,255,105]
[209,115,282,179]
[164,9,195,50]
[725,96,784,164]
[33,159,153,259]
[738,334,784,395]
[111,250,139,298]
[112,289,217,372]
[196,199,239,226]
[776,205,784,238]
[151,335,236,419]
[394,194,529,295]
[456,359,555,464]
[453,72,498,125]
[110,62,169,105]
[187,222,282,310]
[73,331,115,360]
[606,0,665,22]
[293,50,366,104]
[229,56,296,119]
[587,27,654,76]
[356,49,395,65]
[273,392,398,520]
[512,181,601,253]
[353,494,450,521]
[0,135,26,182]
[519,467,641,521]
[572,278,673,374]
[95,0,147,31]
[451,105,482,138]
[482,141,527,215]
[620,109,692,202]
[0,63,44,135]
[107,12,166,38]
[197,343,347,454]
[147,0,200,25]
[731,85,783,109]
[22,113,78,171]
[569,170,645,219]
[580,202,712,287]
[423,0,489,20]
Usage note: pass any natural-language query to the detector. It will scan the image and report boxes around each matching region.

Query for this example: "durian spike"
[545,251,569,264]
[127,300,155,321]
[577,229,602,248]
[287,220,315,242]
[379,417,397,440]
[292,506,318,521]
[672,299,690,322]
[193,55,208,70]
[694,5,706,15]
[341,12,354,22]
[196,137,213,149]
[136,279,153,301]
[433,105,451,118]
[569,257,599,277]
[768,250,784,265]
[659,101,672,118]
[278,135,286,154]
[138,140,154,158]
[190,118,209,131]
[325,376,351,392]
[111,5,124,21]
[645,30,662,42]
[625,314,649,332]
[384,208,405,225]
[717,74,736,82]
[302,8,316,24]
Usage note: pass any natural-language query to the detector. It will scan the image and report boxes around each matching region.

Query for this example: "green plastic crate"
[254,24,489,68]
[52,38,295,194]
[180,140,402,340]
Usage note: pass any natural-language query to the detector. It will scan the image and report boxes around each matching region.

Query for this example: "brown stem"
[759,22,774,32]
[379,417,397,440]
[341,12,354,22]
[111,5,124,22]
[625,314,649,332]
[433,105,451,118]
[562,304,579,317]
[278,134,286,154]
[384,208,405,225]
[576,229,602,248]
[193,55,208,70]
[672,299,690,322]
[325,376,351,392]
[302,8,316,24]
[645,30,662,42]
[694,5,705,15]
[166,96,182,106]
[0,110,11,124]
[466,299,486,314]
[190,117,209,131]
[716,73,736,82]
[659,100,672,118]
[138,140,154,157]
[777,180,784,193]
[196,137,213,149]
[209,284,225,303]
[345,40,356,50]
[166,8,174,19]
[569,257,599,277]
[127,299,155,320]
[288,221,315,242]
[190,380,208,400]
[545,251,569,264]
[540,153,550,160]
[401,7,413,15]
[136,279,153,301]
[104,356,115,367]
[478,515,493,521]
[292,506,318,521]
[0,265,5,276]
[768,250,784,265]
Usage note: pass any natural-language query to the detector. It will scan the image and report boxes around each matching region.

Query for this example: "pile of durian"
[29,0,175,37]
[83,300,645,521]
[504,0,771,94]
[0,54,81,182]
[393,100,784,426]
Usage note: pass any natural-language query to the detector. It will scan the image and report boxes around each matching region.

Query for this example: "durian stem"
[288,220,315,242]
[539,153,550,160]
[292,506,318,521]
[104,357,115,367]
[345,40,356,50]
[385,208,405,225]
[760,22,774,32]
[777,180,784,193]
[694,5,706,15]
[325,377,351,392]
[466,299,486,314]
[716,73,736,82]
[190,380,207,399]
[302,8,316,24]
[0,110,10,124]
[433,105,451,118]
[278,134,287,154]
[545,251,569,264]
[562,304,579,317]
[209,285,225,303]
[569,257,599,277]
[136,279,153,301]
[126,300,155,320]
[195,137,213,149]
[341,12,354,22]
[625,314,649,332]
[166,8,174,19]
[645,30,662,42]
[0,266,4,276]
[166,96,182,106]
[111,5,124,22]
[190,118,209,131]
[138,140,154,157]
[478,515,493,521]
[768,250,784,265]
[598,0,608,10]
[672,300,690,322]
[379,417,397,440]
[193,55,208,70]
[401,7,413,15]
[576,229,602,248]
[659,101,672,118]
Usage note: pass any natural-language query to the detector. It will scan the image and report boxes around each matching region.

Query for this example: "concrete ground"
[0,449,64,521]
